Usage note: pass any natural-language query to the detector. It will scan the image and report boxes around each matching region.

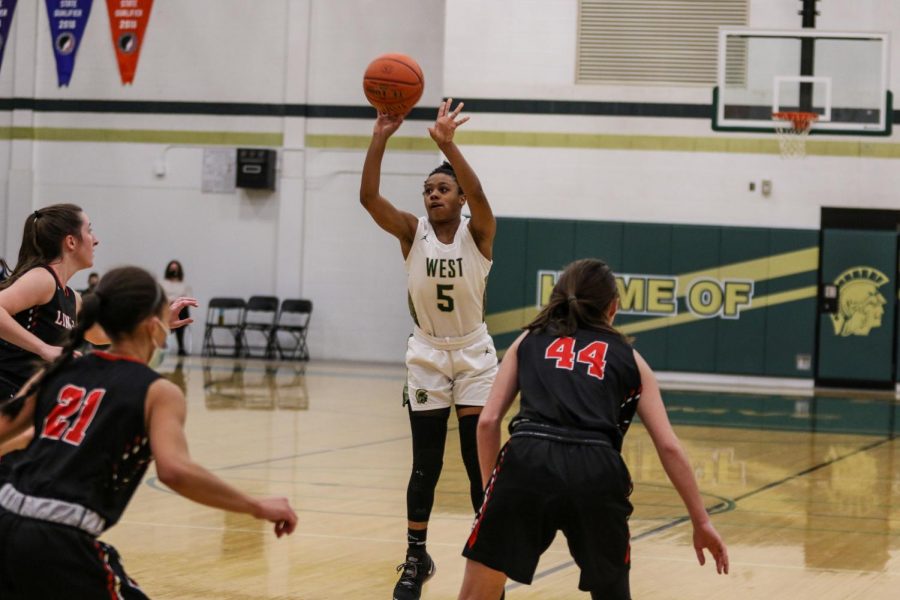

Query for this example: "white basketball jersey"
[405,217,492,338]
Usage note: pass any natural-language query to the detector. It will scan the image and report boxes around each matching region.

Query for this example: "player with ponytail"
[458,259,728,600]
[0,205,194,458]
[0,266,297,599]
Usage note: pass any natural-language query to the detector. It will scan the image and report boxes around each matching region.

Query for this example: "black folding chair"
[239,296,279,358]
[202,297,246,357]
[273,299,312,360]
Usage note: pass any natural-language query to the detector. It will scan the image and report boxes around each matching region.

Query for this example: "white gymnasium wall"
[13,0,294,358]
[300,0,446,360]
[443,0,900,229]
[1,0,898,362]
[2,0,446,362]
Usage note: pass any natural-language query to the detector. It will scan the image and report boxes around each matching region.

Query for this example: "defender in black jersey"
[0,205,99,470]
[0,267,296,599]
[0,206,196,464]
[0,205,97,405]
[458,259,728,600]
[0,266,77,396]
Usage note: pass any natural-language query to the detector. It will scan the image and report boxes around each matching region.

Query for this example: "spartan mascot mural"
[831,267,889,337]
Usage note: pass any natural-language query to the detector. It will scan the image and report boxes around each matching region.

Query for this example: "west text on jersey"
[426,258,464,278]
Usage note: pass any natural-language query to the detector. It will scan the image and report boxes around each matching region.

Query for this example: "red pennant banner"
[105,0,152,84]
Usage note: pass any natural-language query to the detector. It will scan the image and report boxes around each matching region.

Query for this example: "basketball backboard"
[713,28,891,135]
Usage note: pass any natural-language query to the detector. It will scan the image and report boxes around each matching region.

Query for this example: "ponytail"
[0,204,84,291]
[0,267,166,417]
[526,258,626,341]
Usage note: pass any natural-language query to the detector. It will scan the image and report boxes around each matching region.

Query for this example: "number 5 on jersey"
[436,284,454,312]
[544,337,609,380]
[40,384,107,446]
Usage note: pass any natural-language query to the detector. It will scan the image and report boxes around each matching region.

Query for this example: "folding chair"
[239,296,279,359]
[273,299,312,360]
[202,297,246,357]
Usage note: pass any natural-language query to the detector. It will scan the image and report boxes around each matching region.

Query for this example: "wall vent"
[577,0,748,86]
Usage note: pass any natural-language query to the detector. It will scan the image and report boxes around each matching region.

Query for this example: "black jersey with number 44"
[511,329,642,451]
[5,352,161,531]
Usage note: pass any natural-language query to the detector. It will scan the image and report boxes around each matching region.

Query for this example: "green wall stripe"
[0,126,283,146]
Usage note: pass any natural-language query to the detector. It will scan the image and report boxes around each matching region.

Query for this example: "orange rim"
[772,111,819,132]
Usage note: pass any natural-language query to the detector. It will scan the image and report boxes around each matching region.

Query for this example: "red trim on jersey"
[94,542,119,600]
[466,444,509,550]
[93,351,145,365]
[42,265,71,297]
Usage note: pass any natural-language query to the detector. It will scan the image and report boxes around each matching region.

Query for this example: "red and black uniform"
[463,328,641,598]
[0,266,77,400]
[0,352,160,599]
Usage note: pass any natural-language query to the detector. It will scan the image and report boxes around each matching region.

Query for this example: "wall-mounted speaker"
[236,148,276,190]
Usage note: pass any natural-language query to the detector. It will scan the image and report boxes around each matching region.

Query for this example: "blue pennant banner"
[0,0,18,74]
[45,0,93,86]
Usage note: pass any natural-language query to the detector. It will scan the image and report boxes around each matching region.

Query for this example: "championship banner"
[45,0,93,86]
[105,0,152,84]
[0,0,18,74]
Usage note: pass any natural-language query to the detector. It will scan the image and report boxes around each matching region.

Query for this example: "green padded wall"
[716,227,768,374]
[486,217,821,378]
[666,225,721,373]
[763,229,818,377]
[817,229,897,384]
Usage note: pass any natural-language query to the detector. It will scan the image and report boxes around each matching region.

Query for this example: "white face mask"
[149,319,170,370]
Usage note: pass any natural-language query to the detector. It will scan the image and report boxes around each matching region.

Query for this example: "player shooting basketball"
[360,98,498,600]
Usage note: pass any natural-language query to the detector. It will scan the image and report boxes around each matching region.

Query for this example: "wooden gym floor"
[104,356,900,599]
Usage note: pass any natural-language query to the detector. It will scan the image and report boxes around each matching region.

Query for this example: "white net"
[773,112,818,159]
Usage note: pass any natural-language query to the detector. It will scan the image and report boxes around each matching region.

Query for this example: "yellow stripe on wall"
[486,306,540,336]
[2,127,899,158]
[488,285,818,340]
[305,134,436,151]
[672,247,819,297]
[305,132,900,158]
[618,285,818,335]
[0,126,283,146]
[486,246,820,338]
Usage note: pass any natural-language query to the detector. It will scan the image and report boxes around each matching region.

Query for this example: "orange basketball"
[363,53,424,115]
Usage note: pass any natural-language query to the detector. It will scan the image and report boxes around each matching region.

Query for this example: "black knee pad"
[406,408,449,522]
[410,446,443,491]
[458,413,483,512]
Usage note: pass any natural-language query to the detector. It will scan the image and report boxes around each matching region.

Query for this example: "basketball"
[362,53,424,115]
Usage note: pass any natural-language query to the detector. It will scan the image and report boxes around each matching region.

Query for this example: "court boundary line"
[509,433,896,590]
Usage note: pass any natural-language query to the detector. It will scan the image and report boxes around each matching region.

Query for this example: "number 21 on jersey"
[544,337,609,380]
[40,384,107,446]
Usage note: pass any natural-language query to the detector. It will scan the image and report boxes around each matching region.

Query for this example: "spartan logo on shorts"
[831,266,889,337]
[415,389,429,404]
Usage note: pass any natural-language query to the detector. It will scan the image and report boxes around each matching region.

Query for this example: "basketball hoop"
[772,111,818,158]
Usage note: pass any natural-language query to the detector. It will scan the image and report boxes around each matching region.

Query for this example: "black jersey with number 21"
[5,352,161,531]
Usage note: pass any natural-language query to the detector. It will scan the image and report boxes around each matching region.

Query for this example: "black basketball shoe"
[392,550,436,600]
